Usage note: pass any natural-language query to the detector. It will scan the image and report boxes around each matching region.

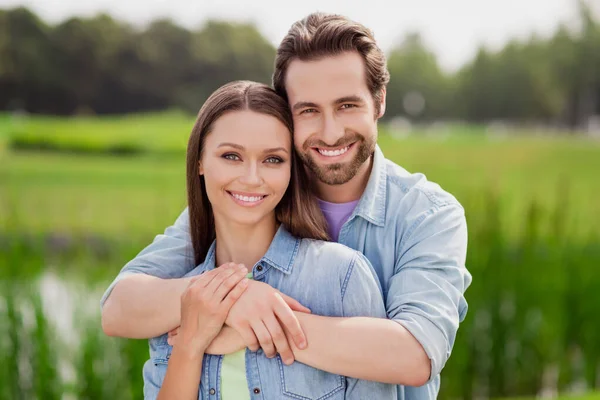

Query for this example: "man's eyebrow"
[334,95,365,105]
[292,101,319,112]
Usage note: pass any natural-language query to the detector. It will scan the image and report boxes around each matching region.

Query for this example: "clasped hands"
[168,262,310,365]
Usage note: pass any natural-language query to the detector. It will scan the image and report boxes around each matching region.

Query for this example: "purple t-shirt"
[317,198,360,242]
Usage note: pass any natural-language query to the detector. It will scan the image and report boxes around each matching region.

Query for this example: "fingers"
[281,293,311,314]
[213,266,247,301]
[167,326,180,346]
[237,324,260,352]
[251,321,276,358]
[220,278,249,310]
[263,313,294,365]
[204,264,244,295]
[273,292,307,350]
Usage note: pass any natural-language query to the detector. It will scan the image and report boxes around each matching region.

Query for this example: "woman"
[143,81,396,399]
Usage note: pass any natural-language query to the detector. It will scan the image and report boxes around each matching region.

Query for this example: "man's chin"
[313,168,355,186]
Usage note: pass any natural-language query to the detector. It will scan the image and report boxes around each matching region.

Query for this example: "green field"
[2,112,599,240]
[1,111,600,399]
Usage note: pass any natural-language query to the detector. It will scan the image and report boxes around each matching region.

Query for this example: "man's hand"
[226,280,311,365]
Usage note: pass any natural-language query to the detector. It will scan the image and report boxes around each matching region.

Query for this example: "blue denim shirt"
[101,145,472,400]
[139,226,397,399]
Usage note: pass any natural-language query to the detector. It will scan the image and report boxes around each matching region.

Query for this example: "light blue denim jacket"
[141,226,396,399]
[101,145,472,400]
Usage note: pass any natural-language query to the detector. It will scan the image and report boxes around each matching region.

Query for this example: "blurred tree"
[0,4,597,126]
[386,33,451,121]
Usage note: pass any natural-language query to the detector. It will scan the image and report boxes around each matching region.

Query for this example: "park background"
[1,0,600,398]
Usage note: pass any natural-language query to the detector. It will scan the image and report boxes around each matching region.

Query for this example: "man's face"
[285,51,385,186]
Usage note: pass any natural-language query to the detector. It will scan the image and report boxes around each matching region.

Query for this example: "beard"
[297,131,376,186]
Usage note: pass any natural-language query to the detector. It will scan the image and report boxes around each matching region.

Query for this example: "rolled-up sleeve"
[386,202,471,380]
[100,208,195,308]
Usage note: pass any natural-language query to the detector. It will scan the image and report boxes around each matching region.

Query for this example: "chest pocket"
[277,356,345,400]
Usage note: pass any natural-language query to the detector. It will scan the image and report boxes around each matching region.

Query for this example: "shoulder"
[296,239,373,282]
[384,158,463,212]
[297,238,359,265]
[383,158,465,233]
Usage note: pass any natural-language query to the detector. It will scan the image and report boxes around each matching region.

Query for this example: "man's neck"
[315,155,374,203]
[213,214,278,272]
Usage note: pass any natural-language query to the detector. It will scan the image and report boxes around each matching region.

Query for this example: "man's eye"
[265,157,283,164]
[340,104,356,109]
[300,108,317,114]
[223,153,240,161]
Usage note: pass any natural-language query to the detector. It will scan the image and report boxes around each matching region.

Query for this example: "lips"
[312,142,355,158]
[226,190,268,206]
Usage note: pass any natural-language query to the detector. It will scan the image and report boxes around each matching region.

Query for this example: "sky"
[0,0,594,72]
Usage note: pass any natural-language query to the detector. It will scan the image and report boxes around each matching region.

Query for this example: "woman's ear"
[198,160,204,175]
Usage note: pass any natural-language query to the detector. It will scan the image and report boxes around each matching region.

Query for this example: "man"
[101,12,471,399]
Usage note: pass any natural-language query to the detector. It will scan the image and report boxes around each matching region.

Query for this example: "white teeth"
[318,146,350,157]
[231,193,264,203]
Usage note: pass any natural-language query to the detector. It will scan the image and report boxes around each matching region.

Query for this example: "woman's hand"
[175,263,249,357]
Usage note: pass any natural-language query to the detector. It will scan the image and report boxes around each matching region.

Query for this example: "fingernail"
[298,341,307,349]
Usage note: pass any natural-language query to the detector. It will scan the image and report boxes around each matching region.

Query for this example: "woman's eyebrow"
[217,143,288,154]
[263,147,289,154]
[217,142,244,150]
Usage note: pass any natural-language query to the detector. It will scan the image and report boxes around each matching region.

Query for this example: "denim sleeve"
[387,202,471,381]
[100,208,195,307]
[341,253,397,399]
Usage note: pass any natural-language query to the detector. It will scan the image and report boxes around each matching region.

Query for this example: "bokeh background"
[1,0,600,399]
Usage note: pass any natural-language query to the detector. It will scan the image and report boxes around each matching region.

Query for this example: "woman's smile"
[226,190,269,207]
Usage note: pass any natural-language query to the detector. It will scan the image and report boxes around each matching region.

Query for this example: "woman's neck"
[213,214,279,273]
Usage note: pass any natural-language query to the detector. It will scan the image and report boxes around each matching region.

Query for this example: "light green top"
[220,272,253,400]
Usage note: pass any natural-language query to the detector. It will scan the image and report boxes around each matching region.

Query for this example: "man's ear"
[377,87,387,119]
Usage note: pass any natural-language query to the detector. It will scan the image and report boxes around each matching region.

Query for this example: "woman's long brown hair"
[186,81,329,266]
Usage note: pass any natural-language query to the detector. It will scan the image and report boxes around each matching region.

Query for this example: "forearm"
[101,274,192,338]
[157,344,203,400]
[205,326,246,355]
[290,313,431,386]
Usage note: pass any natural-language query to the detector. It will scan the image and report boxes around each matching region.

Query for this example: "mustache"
[303,133,362,150]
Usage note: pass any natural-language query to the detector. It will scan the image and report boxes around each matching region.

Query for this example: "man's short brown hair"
[273,12,390,115]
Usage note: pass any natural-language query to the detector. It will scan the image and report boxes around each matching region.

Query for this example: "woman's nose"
[239,163,263,186]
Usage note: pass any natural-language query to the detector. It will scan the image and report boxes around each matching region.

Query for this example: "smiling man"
[101,12,471,399]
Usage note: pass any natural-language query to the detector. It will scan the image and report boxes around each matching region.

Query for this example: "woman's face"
[200,110,292,227]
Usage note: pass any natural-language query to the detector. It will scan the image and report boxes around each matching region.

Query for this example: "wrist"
[173,332,210,360]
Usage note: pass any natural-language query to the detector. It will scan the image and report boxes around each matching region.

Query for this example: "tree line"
[1,4,599,129]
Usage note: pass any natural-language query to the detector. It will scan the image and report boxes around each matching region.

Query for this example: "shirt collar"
[351,144,387,227]
[201,224,300,275]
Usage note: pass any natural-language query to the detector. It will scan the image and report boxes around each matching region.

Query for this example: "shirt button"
[256,265,263,272]
[209,388,216,395]
[253,388,261,394]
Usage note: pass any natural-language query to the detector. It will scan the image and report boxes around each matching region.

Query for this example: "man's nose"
[320,113,345,146]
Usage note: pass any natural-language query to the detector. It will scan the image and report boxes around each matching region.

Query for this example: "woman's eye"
[223,153,240,161]
[265,157,284,164]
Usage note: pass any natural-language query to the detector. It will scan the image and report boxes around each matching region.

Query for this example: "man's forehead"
[285,52,370,103]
